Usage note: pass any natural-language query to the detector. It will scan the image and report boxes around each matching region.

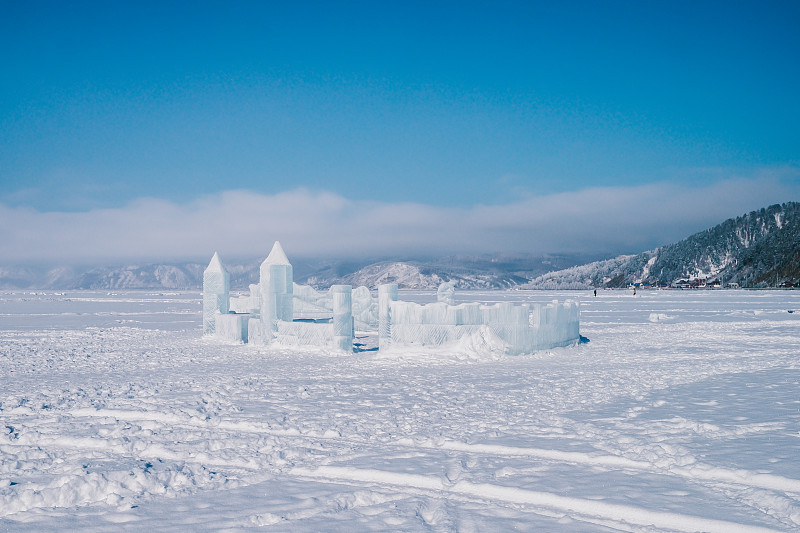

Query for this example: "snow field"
[1,289,799,531]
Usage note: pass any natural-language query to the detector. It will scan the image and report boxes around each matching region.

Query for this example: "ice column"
[331,285,353,352]
[202,252,229,335]
[260,241,293,339]
[378,284,398,350]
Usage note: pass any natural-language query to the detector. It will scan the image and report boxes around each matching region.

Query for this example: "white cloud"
[2,172,798,263]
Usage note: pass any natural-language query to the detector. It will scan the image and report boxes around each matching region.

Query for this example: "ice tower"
[202,252,229,335]
[260,241,293,338]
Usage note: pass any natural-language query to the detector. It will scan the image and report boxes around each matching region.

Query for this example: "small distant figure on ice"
[594,289,597,297]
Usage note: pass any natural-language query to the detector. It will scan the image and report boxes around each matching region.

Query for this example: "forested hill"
[526,202,800,289]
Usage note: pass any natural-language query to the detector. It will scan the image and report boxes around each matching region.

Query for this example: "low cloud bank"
[2,174,798,263]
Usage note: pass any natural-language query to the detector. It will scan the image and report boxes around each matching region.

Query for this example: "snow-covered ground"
[1,289,799,531]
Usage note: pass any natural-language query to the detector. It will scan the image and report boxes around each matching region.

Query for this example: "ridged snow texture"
[389,300,579,355]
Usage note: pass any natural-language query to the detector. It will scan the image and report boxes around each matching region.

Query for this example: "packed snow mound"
[375,325,508,362]
[649,313,675,322]
[450,325,510,359]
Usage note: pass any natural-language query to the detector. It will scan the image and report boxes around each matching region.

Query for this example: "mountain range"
[2,202,798,290]
[0,253,599,291]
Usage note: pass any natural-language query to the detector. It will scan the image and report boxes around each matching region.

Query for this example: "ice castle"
[203,242,580,354]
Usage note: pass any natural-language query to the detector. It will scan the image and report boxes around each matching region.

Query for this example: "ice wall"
[388,297,580,355]
[275,321,333,347]
[215,313,249,343]
[260,241,293,339]
[202,252,229,335]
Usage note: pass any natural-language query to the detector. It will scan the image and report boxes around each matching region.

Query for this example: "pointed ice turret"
[203,252,230,335]
[263,240,290,266]
[260,241,293,338]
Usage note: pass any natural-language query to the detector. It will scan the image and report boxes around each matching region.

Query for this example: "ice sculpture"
[260,241,293,339]
[202,252,229,335]
[351,285,378,328]
[202,243,579,355]
[437,281,456,305]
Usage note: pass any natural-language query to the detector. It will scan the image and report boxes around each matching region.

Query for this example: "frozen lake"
[1,289,799,531]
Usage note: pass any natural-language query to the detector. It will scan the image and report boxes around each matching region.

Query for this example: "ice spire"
[203,251,230,335]
[206,251,225,272]
[263,240,290,266]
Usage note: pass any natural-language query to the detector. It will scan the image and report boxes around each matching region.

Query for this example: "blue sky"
[1,1,799,261]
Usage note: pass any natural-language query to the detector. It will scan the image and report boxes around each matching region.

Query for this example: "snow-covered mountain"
[0,265,81,290]
[301,254,595,289]
[74,264,206,289]
[4,202,797,290]
[526,202,800,289]
[0,254,593,291]
[336,261,526,290]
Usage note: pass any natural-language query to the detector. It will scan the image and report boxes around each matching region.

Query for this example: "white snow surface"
[1,289,800,531]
